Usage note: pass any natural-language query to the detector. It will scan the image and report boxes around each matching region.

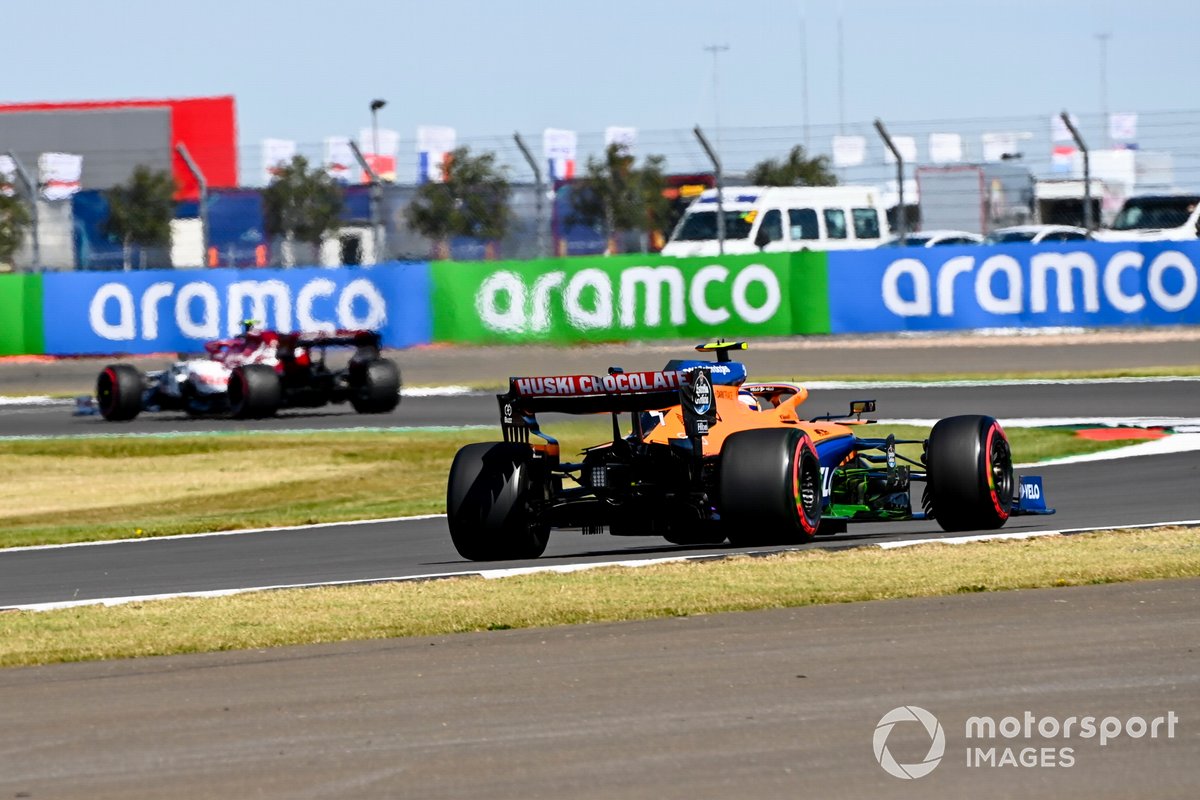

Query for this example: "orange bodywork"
[641,381,867,457]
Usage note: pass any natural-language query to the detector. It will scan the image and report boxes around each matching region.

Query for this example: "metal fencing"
[3,108,1198,271]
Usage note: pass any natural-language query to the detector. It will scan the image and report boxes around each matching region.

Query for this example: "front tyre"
[924,415,1014,532]
[96,364,144,421]
[447,442,550,561]
[719,428,822,546]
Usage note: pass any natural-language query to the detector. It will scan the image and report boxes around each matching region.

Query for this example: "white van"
[660,185,888,257]
[1094,193,1200,242]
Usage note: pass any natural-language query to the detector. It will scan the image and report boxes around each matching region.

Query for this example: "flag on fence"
[1109,112,1138,143]
[928,133,962,164]
[1051,145,1076,173]
[605,126,637,153]
[543,128,577,181]
[261,138,296,183]
[417,126,455,184]
[359,127,399,182]
[883,135,917,164]
[38,152,82,201]
[831,135,865,167]
[324,136,356,184]
[0,155,15,197]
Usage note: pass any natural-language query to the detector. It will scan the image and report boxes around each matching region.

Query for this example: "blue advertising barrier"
[43,262,432,355]
[827,241,1200,333]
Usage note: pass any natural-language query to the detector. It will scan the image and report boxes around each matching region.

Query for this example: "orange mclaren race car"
[446,341,1051,561]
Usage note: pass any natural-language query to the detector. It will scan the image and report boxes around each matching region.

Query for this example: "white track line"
[0,514,447,554]
[7,519,1199,612]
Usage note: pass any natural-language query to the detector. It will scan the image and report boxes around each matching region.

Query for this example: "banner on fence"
[431,252,830,344]
[42,263,432,355]
[827,241,1200,333]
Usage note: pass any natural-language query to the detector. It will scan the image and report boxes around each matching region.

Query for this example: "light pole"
[367,98,387,263]
[703,44,729,150]
[369,98,386,158]
[1095,33,1110,145]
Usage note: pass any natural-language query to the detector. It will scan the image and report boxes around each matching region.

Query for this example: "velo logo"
[873,705,946,779]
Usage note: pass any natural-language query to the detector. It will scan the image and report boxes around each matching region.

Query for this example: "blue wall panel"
[827,241,1200,333]
[42,262,432,355]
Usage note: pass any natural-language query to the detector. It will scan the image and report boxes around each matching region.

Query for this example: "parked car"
[984,225,1091,244]
[1093,194,1200,242]
[878,230,984,247]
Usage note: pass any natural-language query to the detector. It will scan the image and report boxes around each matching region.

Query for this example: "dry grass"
[2,527,1197,668]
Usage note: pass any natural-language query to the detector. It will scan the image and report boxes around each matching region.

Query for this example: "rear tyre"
[447,442,550,561]
[924,415,1014,532]
[228,364,281,419]
[350,358,401,414]
[96,364,144,421]
[720,428,822,546]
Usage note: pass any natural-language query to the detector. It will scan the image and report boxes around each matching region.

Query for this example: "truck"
[915,163,1035,236]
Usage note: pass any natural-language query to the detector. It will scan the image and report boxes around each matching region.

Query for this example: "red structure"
[0,95,237,200]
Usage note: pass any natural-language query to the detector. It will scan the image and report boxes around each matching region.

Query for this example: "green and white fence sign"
[431,252,831,344]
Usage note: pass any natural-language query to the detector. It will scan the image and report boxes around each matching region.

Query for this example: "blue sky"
[6,0,1197,181]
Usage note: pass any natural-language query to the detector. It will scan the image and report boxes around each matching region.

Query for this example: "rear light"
[591,465,607,488]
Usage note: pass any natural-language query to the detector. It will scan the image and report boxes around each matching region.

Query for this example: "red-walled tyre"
[720,428,822,546]
[924,415,1014,532]
[96,364,144,421]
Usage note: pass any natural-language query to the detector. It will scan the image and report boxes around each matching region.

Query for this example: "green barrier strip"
[431,252,831,344]
[0,274,44,356]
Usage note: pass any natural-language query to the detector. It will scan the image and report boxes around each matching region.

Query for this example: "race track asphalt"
[1,331,1197,799]
[1,578,1196,798]
[1,379,1198,437]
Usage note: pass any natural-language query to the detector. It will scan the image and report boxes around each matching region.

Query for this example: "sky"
[5,0,1199,182]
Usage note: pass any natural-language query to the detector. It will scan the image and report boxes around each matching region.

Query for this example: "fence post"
[693,125,724,256]
[5,151,39,270]
[512,132,546,259]
[175,143,209,266]
[349,140,385,264]
[873,119,906,243]
[1060,111,1093,232]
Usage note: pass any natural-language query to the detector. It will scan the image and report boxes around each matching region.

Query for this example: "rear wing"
[498,368,717,447]
[500,371,686,416]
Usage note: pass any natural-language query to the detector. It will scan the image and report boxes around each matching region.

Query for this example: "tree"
[406,146,511,259]
[747,145,837,187]
[262,155,344,265]
[569,144,670,254]
[105,165,177,269]
[0,193,31,267]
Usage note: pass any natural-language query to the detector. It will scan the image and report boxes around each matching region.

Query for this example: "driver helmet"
[737,389,759,411]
